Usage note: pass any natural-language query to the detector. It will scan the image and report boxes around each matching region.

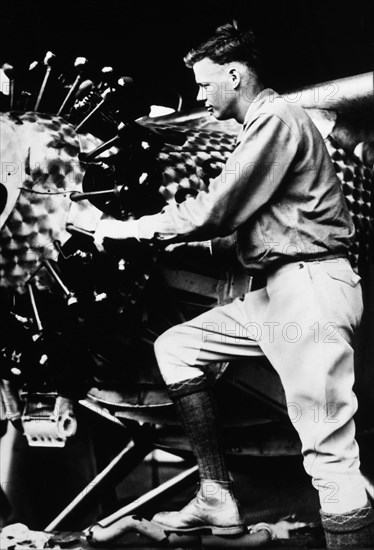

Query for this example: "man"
[93,23,374,548]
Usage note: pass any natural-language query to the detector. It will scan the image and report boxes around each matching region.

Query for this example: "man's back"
[234,89,355,270]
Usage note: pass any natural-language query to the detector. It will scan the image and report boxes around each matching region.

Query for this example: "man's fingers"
[93,238,104,253]
[95,243,104,253]
[93,227,104,251]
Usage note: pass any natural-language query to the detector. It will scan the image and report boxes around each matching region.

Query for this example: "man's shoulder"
[246,88,316,136]
[254,90,306,119]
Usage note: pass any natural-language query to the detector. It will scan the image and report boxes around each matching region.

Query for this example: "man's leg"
[167,376,230,482]
[151,294,266,534]
[263,259,374,547]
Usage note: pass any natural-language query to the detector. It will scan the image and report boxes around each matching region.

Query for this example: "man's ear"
[228,67,241,89]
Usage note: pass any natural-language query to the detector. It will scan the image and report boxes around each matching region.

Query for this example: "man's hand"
[94,219,140,251]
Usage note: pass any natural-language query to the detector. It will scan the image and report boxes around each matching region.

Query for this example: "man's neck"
[235,83,264,124]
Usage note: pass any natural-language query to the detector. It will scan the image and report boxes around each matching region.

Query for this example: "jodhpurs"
[154,258,368,514]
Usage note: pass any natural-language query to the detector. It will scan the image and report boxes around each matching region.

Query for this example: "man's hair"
[184,22,261,75]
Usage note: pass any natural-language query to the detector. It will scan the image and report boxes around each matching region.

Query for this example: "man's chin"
[206,108,231,121]
[213,113,230,121]
[208,110,222,120]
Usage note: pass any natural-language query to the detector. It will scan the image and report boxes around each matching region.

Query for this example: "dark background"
[1,0,374,534]
[1,0,374,111]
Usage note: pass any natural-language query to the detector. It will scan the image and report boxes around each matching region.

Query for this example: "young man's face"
[193,58,237,120]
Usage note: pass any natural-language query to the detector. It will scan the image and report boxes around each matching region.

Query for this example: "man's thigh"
[175,293,267,368]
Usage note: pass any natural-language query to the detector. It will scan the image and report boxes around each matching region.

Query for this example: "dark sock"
[168,375,230,482]
[321,503,374,548]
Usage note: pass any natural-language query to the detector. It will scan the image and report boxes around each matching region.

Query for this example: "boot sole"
[152,521,246,536]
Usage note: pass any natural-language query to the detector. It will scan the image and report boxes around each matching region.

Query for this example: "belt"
[247,255,349,292]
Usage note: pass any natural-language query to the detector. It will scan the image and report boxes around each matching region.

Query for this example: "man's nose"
[197,87,207,101]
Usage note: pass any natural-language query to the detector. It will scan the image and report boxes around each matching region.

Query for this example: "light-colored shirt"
[138,89,354,271]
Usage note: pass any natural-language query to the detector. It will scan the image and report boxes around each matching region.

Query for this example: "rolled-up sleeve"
[138,113,299,242]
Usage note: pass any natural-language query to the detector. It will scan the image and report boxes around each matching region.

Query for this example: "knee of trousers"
[154,326,203,385]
